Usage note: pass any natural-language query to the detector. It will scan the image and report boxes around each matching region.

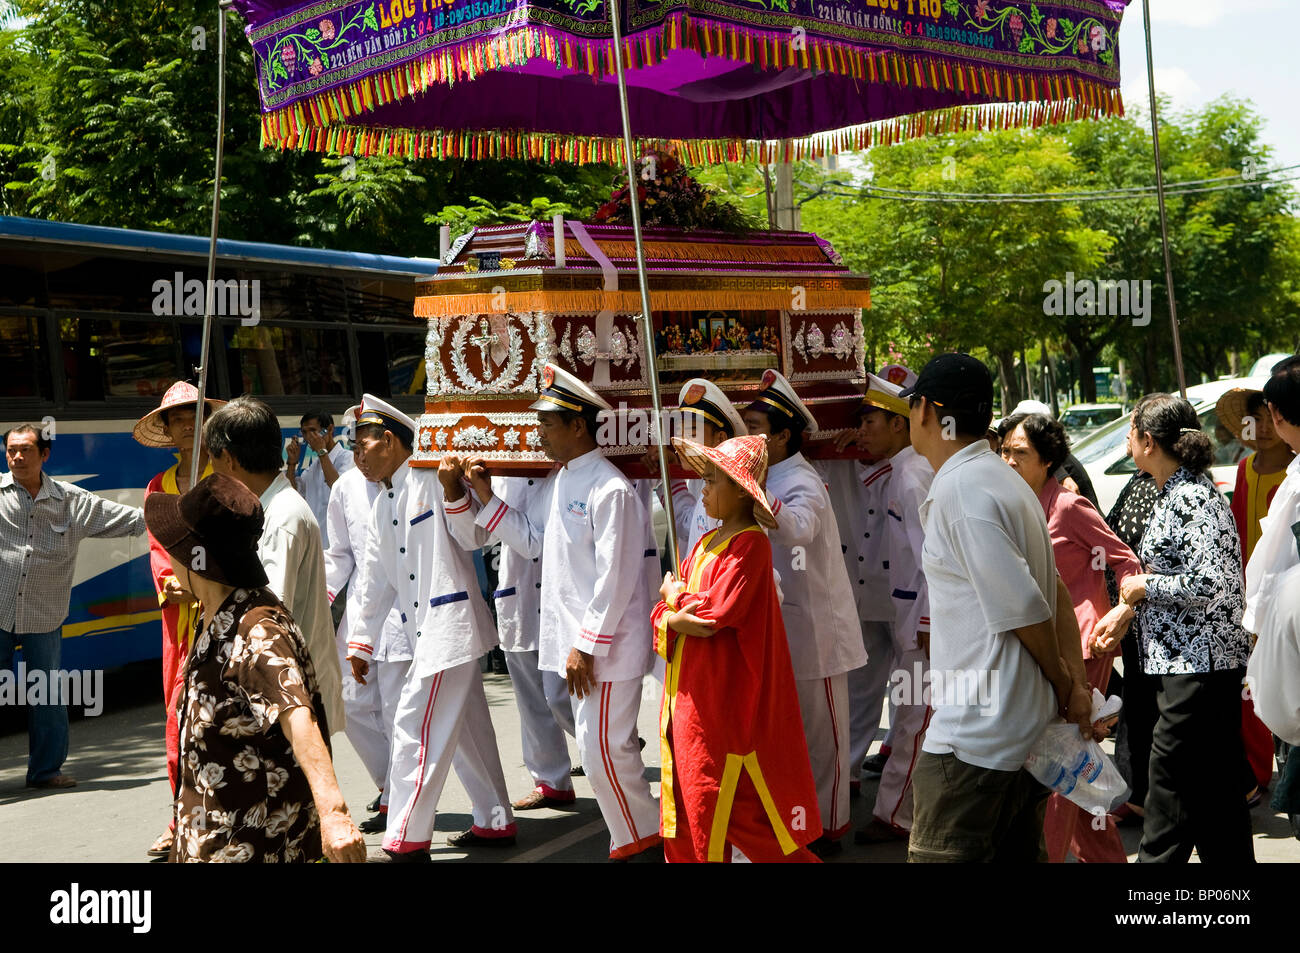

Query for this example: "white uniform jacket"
[347,461,497,678]
[490,475,546,653]
[296,442,354,549]
[323,467,411,663]
[447,449,655,683]
[886,446,935,650]
[816,458,894,623]
[764,452,869,680]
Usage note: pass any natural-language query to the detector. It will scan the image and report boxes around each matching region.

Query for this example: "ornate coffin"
[411,220,870,475]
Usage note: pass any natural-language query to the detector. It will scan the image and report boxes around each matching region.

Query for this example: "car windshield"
[1072,414,1130,465]
[1062,407,1121,428]
[1072,403,1251,472]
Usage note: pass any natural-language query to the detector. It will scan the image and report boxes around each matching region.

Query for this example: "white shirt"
[295,442,354,549]
[490,475,546,653]
[451,449,654,683]
[815,458,894,623]
[322,467,410,663]
[764,452,869,680]
[1243,455,1300,634]
[887,446,935,647]
[347,461,497,678]
[919,441,1058,772]
[1246,562,1300,744]
[258,473,345,734]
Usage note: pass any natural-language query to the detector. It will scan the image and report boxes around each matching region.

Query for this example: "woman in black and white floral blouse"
[1101,394,1254,863]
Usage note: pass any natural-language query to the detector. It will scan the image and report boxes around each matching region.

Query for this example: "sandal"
[147,829,174,858]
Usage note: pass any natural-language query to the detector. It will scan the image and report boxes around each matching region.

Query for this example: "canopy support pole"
[1142,0,1187,398]
[191,0,232,486]
[609,5,681,566]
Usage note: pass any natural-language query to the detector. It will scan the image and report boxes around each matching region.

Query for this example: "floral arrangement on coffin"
[591,149,758,231]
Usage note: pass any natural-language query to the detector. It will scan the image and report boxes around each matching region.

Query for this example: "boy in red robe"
[652,433,822,863]
[133,382,221,858]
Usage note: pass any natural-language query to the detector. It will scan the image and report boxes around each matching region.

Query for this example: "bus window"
[0,315,54,399]
[59,316,181,400]
[357,329,425,397]
[223,323,352,396]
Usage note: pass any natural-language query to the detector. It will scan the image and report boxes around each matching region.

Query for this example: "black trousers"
[1138,668,1255,863]
[1115,631,1159,807]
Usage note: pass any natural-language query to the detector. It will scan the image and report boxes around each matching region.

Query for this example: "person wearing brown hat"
[133,380,223,858]
[652,434,821,862]
[144,473,365,863]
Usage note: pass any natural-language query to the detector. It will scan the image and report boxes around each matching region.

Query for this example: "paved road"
[1,663,1296,862]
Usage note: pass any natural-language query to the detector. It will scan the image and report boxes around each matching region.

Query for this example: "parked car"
[1073,377,1265,515]
[1059,402,1124,440]
[1249,353,1293,378]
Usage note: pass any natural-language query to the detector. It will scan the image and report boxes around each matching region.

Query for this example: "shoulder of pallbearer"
[857,364,916,419]
[747,368,815,432]
[678,378,746,438]
[357,394,418,446]
[529,363,613,414]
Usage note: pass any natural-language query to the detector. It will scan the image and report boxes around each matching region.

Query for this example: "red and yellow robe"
[145,460,210,795]
[651,525,822,863]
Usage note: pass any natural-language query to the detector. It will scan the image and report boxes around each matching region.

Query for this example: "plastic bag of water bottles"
[1024,689,1129,815]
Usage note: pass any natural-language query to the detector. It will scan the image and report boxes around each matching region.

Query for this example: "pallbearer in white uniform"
[445,365,663,861]
[323,406,412,830]
[492,474,580,811]
[651,378,748,563]
[345,395,517,861]
[850,368,936,844]
[814,443,896,800]
[743,370,868,855]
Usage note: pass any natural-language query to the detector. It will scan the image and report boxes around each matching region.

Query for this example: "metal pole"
[1142,0,1187,398]
[608,1,680,566]
[190,1,230,486]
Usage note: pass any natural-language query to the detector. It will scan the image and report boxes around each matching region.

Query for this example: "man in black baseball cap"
[901,352,1094,863]
[899,352,996,437]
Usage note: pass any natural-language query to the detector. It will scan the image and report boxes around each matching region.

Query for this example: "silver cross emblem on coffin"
[469,319,498,369]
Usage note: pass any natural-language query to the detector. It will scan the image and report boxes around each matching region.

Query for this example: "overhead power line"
[840,163,1300,204]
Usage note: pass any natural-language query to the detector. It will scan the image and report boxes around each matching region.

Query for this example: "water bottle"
[1024,694,1129,815]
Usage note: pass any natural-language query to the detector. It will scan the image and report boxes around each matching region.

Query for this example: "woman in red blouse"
[1000,412,1139,863]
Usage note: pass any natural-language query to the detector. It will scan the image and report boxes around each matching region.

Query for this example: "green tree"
[0,0,614,252]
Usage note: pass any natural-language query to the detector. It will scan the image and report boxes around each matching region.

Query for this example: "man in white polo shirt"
[901,353,1091,863]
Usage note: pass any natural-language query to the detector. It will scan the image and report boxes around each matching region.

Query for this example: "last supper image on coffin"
[410,220,872,478]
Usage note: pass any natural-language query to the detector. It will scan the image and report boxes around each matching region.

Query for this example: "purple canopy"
[231,0,1130,162]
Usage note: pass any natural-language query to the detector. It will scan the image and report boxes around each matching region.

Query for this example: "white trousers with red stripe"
[872,647,932,832]
[383,659,516,853]
[847,620,895,782]
[572,678,660,858]
[339,657,407,797]
[796,672,851,840]
[504,648,576,797]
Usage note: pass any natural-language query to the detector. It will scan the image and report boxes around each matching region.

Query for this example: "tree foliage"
[0,0,615,252]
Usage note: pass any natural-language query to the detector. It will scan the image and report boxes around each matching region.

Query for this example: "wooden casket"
[410,220,871,476]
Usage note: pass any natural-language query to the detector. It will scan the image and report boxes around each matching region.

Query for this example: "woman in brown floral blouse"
[144,473,365,863]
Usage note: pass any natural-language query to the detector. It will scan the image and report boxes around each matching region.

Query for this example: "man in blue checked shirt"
[1,424,145,790]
